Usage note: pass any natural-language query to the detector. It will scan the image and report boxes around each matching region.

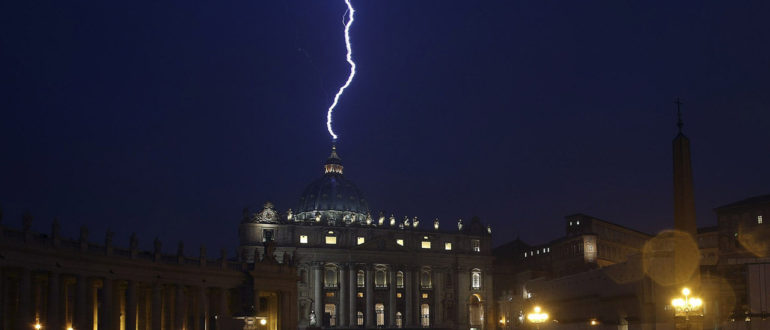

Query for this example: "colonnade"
[0,267,230,330]
[310,263,448,329]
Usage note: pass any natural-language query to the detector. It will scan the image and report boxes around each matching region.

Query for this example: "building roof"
[714,193,770,211]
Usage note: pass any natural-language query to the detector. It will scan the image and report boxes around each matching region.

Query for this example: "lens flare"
[326,0,357,141]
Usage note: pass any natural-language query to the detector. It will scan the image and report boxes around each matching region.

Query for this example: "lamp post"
[671,287,703,329]
[526,306,549,330]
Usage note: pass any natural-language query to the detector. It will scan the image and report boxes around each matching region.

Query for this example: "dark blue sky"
[1,1,768,254]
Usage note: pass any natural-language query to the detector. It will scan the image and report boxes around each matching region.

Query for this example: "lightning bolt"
[326,0,356,141]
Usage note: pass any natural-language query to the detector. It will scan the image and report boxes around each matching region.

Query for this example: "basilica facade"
[239,146,495,329]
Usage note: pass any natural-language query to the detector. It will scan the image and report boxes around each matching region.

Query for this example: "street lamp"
[527,306,549,329]
[671,287,703,328]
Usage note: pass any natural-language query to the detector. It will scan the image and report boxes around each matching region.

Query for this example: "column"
[17,268,32,330]
[219,288,228,318]
[0,268,4,330]
[126,281,137,330]
[365,266,374,327]
[99,278,114,330]
[253,288,261,317]
[280,290,291,329]
[348,264,356,326]
[176,285,186,330]
[312,264,322,324]
[434,270,443,326]
[88,279,97,330]
[111,281,123,330]
[404,267,412,327]
[413,269,421,327]
[338,265,348,327]
[74,274,88,330]
[48,272,61,330]
[457,268,469,328]
[152,283,162,330]
[388,268,396,327]
[200,287,209,330]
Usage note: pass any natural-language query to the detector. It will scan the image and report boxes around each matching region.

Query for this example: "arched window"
[421,269,432,289]
[357,311,364,326]
[325,266,338,288]
[375,303,385,326]
[375,269,387,288]
[396,312,403,328]
[357,270,365,288]
[420,304,430,327]
[396,271,404,288]
[471,269,481,289]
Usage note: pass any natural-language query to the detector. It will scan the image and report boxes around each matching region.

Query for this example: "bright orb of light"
[682,288,691,296]
[34,324,42,330]
[259,319,267,325]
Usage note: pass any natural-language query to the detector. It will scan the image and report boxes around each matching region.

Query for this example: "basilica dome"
[295,146,370,224]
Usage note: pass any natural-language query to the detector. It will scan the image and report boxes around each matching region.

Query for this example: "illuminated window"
[396,312,403,328]
[299,235,308,244]
[421,269,432,289]
[357,236,365,245]
[376,303,385,326]
[357,292,364,298]
[569,221,572,226]
[396,239,404,246]
[471,269,481,289]
[421,241,431,249]
[326,292,335,297]
[422,293,429,299]
[397,293,402,298]
[577,220,580,225]
[759,215,764,224]
[524,252,527,258]
[262,229,274,242]
[421,304,430,327]
[357,311,364,326]
[325,267,338,288]
[325,236,337,245]
[396,271,404,288]
[375,268,387,287]
[357,270,365,288]
[325,304,337,326]
[445,242,452,250]
[471,239,480,252]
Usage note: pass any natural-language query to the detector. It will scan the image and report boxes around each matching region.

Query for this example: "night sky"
[1,1,769,255]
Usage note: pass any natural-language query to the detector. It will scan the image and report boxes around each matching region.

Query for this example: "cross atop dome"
[324,144,344,174]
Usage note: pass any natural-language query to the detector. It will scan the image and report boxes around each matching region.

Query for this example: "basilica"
[239,145,495,329]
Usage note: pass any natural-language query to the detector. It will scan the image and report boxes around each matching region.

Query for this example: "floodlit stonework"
[0,214,297,330]
[239,146,495,329]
